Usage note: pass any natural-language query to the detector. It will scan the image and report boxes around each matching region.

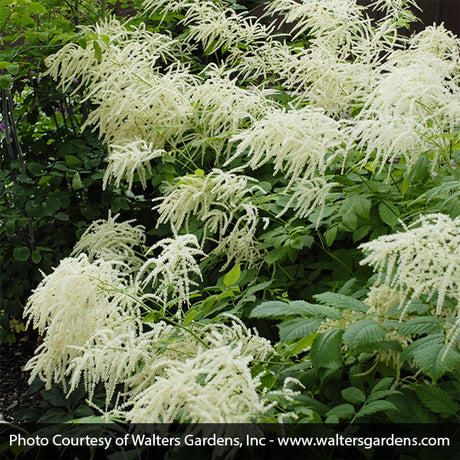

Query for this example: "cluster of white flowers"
[185,69,277,160]
[154,168,262,234]
[103,139,165,190]
[143,0,271,56]
[360,214,460,317]
[276,177,339,227]
[24,254,141,390]
[123,318,274,423]
[71,213,146,271]
[228,107,344,186]
[136,233,205,309]
[350,24,460,173]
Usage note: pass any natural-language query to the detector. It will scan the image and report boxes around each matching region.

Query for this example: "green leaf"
[5,220,15,236]
[309,329,344,368]
[223,264,241,287]
[378,202,399,228]
[6,63,19,75]
[182,309,197,326]
[249,301,289,318]
[93,40,102,63]
[31,250,41,264]
[13,246,30,261]
[367,389,401,403]
[290,334,318,356]
[343,320,385,347]
[26,162,43,175]
[356,400,398,418]
[326,403,355,420]
[416,385,458,418]
[72,171,83,190]
[0,74,11,89]
[314,292,369,312]
[250,300,340,319]
[324,226,338,246]
[65,155,82,166]
[341,387,366,405]
[370,377,393,393]
[398,316,442,336]
[414,341,460,382]
[277,318,320,342]
[55,212,69,221]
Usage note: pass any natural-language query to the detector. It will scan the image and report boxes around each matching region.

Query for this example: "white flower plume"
[71,213,146,271]
[103,139,165,190]
[360,214,460,317]
[136,234,205,309]
[23,255,140,390]
[154,168,263,237]
[123,318,274,423]
[228,107,344,186]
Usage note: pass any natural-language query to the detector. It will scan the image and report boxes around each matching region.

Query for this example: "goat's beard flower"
[136,233,206,310]
[227,107,344,187]
[122,317,274,423]
[360,213,460,317]
[71,213,146,272]
[23,254,141,391]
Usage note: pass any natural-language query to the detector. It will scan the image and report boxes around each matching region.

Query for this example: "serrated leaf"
[326,403,355,420]
[398,316,442,336]
[356,400,398,418]
[401,333,443,361]
[309,329,344,368]
[414,341,460,381]
[250,300,336,319]
[367,389,401,402]
[416,385,458,417]
[314,292,369,312]
[290,334,318,356]
[182,309,197,326]
[370,377,393,393]
[378,202,399,228]
[324,225,338,246]
[223,264,241,287]
[341,387,366,405]
[343,320,385,347]
[277,318,320,342]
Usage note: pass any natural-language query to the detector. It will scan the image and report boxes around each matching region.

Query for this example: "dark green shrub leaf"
[13,246,30,261]
[416,385,458,417]
[31,250,42,264]
[378,202,399,228]
[314,292,369,312]
[399,316,442,336]
[343,320,385,347]
[341,387,366,405]
[310,329,344,368]
[277,318,320,342]
[326,403,355,420]
[5,220,15,236]
[0,74,12,89]
[356,400,398,418]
